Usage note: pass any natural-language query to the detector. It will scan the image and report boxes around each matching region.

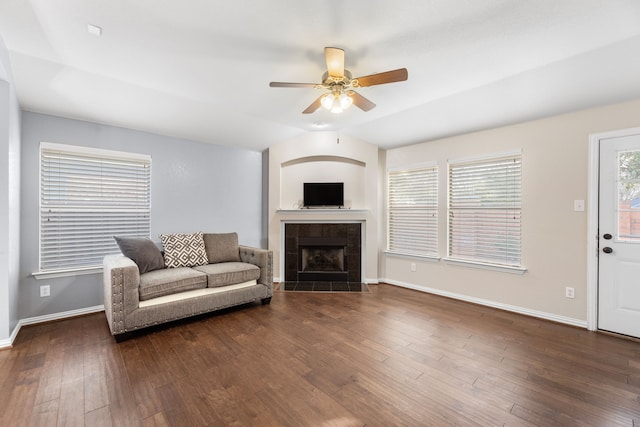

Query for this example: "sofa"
[103,232,272,341]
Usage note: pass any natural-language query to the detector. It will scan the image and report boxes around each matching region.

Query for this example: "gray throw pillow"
[114,236,165,274]
[203,232,241,264]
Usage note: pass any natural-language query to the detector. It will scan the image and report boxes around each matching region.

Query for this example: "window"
[617,150,640,241]
[39,142,151,275]
[448,152,522,268]
[387,164,438,257]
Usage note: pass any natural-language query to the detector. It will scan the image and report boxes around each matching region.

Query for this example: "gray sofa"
[103,232,272,341]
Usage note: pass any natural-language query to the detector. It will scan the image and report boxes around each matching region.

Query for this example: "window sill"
[385,251,441,262]
[32,266,103,280]
[443,258,527,275]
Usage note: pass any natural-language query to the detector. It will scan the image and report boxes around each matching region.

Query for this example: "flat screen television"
[303,182,344,208]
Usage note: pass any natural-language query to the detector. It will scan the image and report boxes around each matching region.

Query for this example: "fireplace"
[285,223,361,283]
[298,237,348,281]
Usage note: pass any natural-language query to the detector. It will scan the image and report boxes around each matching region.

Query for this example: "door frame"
[587,126,640,331]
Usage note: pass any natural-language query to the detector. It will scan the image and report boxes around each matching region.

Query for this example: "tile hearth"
[277,282,369,293]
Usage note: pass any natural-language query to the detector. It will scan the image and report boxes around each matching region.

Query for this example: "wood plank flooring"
[1,283,639,426]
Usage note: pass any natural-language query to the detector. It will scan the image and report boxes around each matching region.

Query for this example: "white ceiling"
[1,0,640,152]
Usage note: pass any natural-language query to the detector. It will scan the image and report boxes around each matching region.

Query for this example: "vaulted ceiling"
[1,1,640,151]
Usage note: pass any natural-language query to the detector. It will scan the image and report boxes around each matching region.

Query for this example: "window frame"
[445,151,526,274]
[35,142,152,279]
[386,162,439,259]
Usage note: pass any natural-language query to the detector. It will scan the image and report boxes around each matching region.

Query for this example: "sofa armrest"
[239,245,273,296]
[103,254,141,335]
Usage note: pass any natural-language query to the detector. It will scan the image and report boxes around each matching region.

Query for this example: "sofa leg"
[114,332,134,343]
[261,297,272,305]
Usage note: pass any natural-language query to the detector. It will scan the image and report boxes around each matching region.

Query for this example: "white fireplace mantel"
[276,209,369,214]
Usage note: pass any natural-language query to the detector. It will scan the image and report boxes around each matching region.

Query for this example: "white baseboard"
[380,278,588,329]
[0,330,18,349]
[0,305,105,350]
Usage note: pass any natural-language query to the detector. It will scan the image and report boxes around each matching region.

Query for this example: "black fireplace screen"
[296,236,349,281]
[301,247,345,272]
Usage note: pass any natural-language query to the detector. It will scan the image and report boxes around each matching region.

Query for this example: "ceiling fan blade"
[269,82,318,88]
[325,47,345,78]
[354,68,408,87]
[349,91,376,112]
[302,95,324,114]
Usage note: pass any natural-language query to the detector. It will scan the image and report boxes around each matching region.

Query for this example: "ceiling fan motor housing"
[322,70,354,88]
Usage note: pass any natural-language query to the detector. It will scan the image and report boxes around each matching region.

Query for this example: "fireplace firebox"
[298,237,348,281]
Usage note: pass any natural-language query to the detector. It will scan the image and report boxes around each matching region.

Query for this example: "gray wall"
[0,34,21,345]
[20,111,263,320]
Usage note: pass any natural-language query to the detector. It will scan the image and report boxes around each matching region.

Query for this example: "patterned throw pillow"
[160,232,209,268]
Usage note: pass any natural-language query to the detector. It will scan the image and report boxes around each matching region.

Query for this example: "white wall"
[268,131,380,283]
[19,112,263,321]
[0,35,21,347]
[383,98,640,324]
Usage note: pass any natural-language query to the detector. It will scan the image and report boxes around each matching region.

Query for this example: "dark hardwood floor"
[1,284,639,426]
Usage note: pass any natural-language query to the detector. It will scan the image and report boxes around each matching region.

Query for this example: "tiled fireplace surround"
[284,223,362,283]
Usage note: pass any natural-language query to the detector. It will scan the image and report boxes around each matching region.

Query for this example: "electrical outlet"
[565,287,575,299]
[40,285,51,297]
[410,263,417,272]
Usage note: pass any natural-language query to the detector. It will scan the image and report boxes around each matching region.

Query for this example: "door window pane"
[618,150,640,241]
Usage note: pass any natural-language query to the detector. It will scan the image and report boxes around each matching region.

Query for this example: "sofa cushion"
[203,232,240,264]
[160,232,208,268]
[193,262,260,288]
[139,267,207,301]
[114,236,165,274]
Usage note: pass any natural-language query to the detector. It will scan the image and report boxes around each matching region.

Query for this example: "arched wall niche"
[281,155,366,168]
[280,155,366,209]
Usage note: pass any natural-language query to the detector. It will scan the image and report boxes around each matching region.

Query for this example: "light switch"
[574,200,585,212]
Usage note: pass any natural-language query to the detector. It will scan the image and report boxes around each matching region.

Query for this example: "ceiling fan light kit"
[269,47,408,114]
[321,90,353,114]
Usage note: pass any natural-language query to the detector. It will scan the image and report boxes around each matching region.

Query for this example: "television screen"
[303,182,344,207]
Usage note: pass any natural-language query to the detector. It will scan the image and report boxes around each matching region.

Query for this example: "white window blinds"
[388,165,438,256]
[448,153,522,266]
[40,143,151,273]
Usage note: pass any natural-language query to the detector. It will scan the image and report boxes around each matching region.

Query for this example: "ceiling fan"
[269,47,408,114]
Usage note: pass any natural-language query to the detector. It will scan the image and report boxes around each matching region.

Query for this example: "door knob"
[602,247,613,254]
[603,233,612,240]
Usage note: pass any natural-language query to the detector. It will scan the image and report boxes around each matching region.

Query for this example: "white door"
[598,133,640,338]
